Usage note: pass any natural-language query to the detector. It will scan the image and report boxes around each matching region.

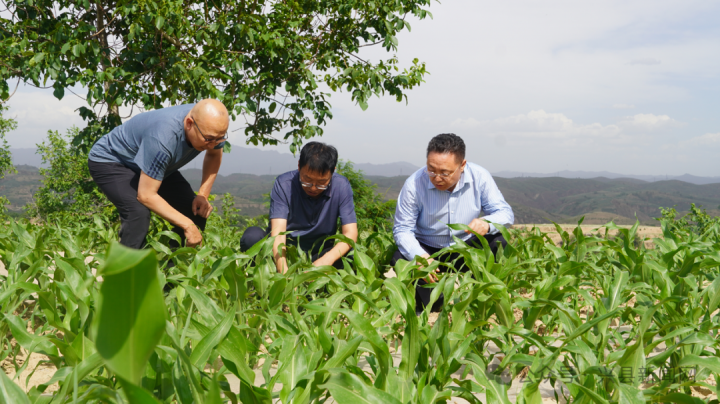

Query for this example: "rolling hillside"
[2,165,719,224]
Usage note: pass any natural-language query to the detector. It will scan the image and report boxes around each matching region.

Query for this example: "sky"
[4,0,720,176]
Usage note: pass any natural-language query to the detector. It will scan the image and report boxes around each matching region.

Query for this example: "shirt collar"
[425,166,471,193]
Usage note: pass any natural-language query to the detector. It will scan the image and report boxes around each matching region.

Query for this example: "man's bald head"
[191,99,229,135]
[184,99,230,151]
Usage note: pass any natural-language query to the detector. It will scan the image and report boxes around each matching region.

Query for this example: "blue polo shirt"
[269,170,357,252]
[88,104,225,180]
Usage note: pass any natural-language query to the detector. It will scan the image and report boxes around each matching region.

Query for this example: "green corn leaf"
[120,378,161,404]
[93,243,166,385]
[0,367,31,404]
[279,343,308,403]
[50,353,104,404]
[172,359,194,404]
[238,378,272,404]
[4,314,59,357]
[571,383,610,404]
[319,369,402,404]
[678,354,720,374]
[655,393,706,404]
[189,304,236,367]
[321,335,363,370]
[334,308,391,389]
[617,384,644,404]
[398,301,420,379]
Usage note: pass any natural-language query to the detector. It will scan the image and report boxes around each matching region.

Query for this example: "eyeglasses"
[300,180,329,190]
[192,116,228,143]
[426,164,462,178]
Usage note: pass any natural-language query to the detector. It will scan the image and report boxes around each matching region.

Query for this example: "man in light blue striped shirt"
[391,133,514,312]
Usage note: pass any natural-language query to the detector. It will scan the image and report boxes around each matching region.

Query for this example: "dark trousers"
[88,160,206,249]
[390,233,507,312]
[240,226,349,269]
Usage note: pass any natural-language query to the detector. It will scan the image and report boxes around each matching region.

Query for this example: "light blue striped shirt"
[393,162,514,259]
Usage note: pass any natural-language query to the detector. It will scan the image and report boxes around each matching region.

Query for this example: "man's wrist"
[181,221,197,231]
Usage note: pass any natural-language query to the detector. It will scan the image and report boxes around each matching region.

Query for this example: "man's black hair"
[427,133,466,162]
[298,141,338,174]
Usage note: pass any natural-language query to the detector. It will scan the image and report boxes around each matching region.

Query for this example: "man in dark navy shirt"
[240,142,358,272]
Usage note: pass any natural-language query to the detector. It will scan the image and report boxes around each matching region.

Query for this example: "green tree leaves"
[0,0,431,150]
[0,105,17,217]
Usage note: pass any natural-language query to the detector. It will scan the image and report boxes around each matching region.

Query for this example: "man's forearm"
[198,152,222,197]
[138,193,194,230]
[272,234,288,273]
[321,242,351,263]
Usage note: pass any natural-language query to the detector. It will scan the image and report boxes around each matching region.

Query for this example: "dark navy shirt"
[269,170,357,252]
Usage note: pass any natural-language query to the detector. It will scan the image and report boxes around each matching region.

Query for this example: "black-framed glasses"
[426,164,462,178]
[192,116,228,143]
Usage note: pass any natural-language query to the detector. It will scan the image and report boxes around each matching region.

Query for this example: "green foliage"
[27,128,113,223]
[217,192,243,228]
[94,243,166,386]
[336,160,396,235]
[0,0,430,151]
[658,203,719,236]
[0,104,18,218]
[1,213,719,402]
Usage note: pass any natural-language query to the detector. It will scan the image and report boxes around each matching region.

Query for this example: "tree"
[0,104,17,217]
[0,0,431,152]
[336,160,395,234]
[28,127,113,222]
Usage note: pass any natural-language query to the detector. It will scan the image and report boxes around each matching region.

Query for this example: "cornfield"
[1,215,719,403]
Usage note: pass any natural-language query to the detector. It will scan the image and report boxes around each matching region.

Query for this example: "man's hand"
[192,195,213,218]
[417,254,440,283]
[183,223,203,247]
[467,218,490,236]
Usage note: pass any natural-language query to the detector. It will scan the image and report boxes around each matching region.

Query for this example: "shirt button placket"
[448,192,453,238]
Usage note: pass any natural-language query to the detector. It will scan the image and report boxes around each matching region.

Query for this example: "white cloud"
[448,110,689,148]
[612,104,635,109]
[620,113,679,129]
[449,110,631,145]
[5,90,87,147]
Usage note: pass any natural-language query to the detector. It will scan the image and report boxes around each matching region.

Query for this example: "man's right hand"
[183,223,203,247]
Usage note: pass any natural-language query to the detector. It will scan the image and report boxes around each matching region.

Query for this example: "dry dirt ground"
[1,225,672,401]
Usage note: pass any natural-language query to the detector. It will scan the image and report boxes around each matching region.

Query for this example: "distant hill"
[179,170,720,225]
[11,147,717,183]
[10,147,419,177]
[4,156,719,224]
[494,169,720,185]
[0,165,43,212]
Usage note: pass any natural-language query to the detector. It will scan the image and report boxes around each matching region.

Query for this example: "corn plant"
[0,211,719,403]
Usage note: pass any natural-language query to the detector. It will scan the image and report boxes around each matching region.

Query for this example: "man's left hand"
[192,195,214,218]
[466,218,490,236]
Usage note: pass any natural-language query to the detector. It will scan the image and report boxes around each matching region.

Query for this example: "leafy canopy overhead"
[0,0,431,151]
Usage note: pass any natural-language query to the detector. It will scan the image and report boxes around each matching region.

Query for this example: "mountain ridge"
[9,147,719,184]
[2,165,718,223]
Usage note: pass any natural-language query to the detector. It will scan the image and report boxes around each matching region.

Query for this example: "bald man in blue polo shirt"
[240,142,358,272]
[88,99,229,249]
